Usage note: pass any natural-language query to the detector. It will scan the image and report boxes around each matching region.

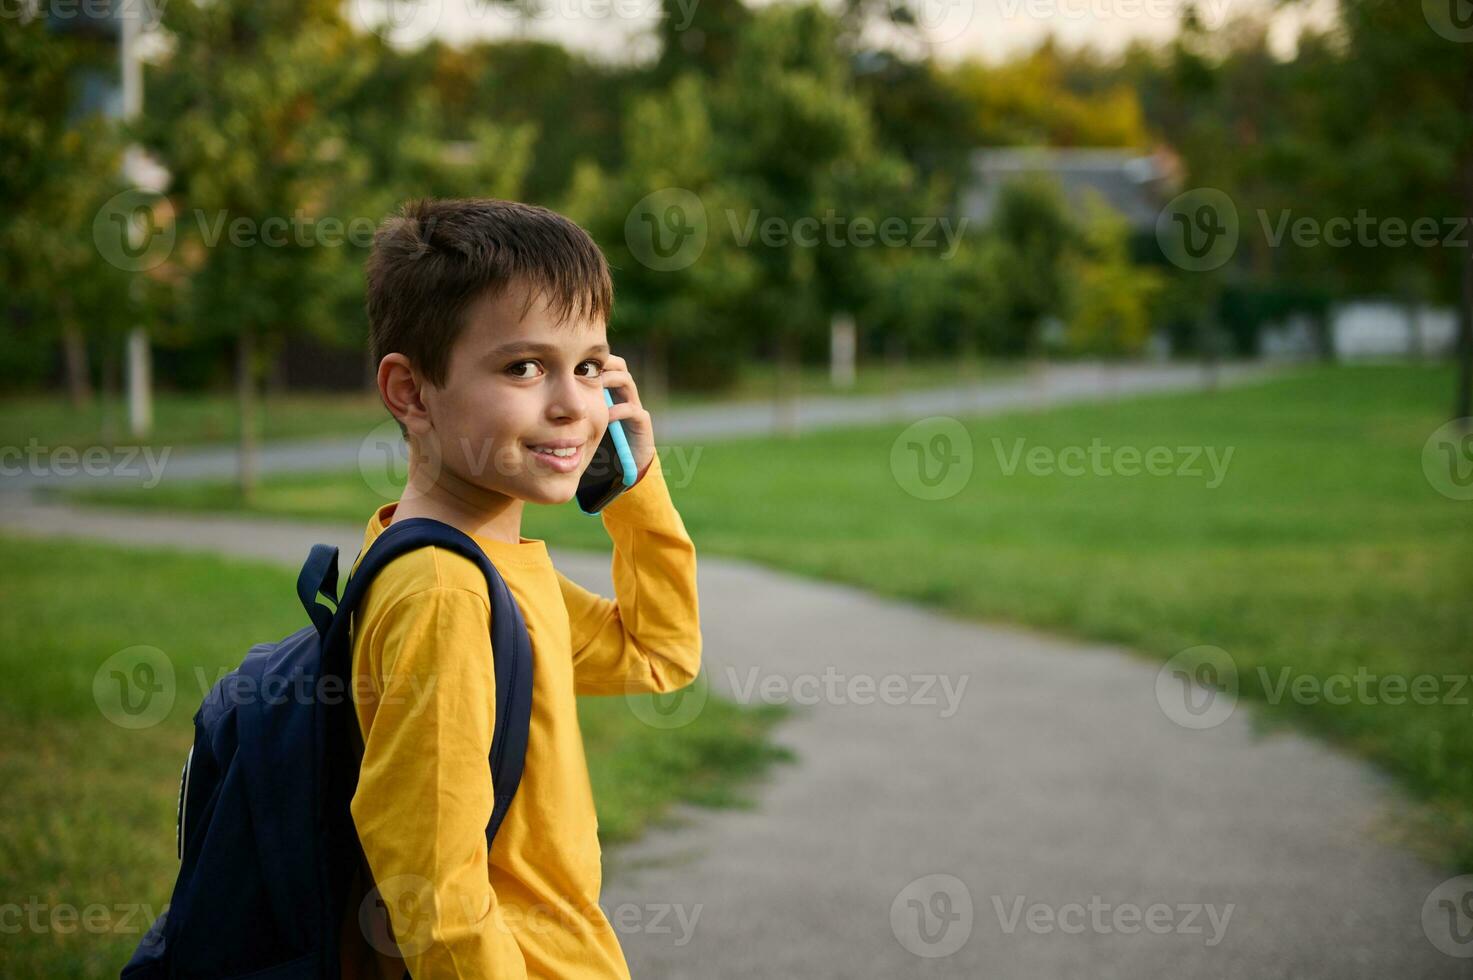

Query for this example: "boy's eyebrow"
[486,340,610,358]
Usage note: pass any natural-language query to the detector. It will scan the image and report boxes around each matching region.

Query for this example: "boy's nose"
[546,375,592,423]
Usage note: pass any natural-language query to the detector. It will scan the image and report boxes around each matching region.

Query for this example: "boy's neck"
[391,463,527,544]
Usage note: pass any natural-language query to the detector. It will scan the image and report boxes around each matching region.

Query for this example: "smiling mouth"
[525,442,584,472]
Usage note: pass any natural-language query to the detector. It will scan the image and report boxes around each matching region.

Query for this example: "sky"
[345,0,1341,65]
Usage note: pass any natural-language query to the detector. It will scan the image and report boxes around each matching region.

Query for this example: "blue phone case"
[578,387,639,516]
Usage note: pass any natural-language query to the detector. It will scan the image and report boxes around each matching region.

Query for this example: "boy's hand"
[598,354,656,483]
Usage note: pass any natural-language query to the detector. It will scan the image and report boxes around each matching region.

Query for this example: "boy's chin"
[520,478,580,507]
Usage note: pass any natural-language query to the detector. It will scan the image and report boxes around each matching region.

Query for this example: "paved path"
[5,361,1268,492]
[1,499,1464,979]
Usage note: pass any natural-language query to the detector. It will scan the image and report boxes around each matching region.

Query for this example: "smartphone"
[577,386,639,515]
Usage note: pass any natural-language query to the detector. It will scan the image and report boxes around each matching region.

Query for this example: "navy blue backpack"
[121,518,534,979]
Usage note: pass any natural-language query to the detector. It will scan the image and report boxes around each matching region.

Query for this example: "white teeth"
[532,445,577,457]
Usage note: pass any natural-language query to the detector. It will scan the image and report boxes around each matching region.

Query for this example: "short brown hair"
[365,197,613,399]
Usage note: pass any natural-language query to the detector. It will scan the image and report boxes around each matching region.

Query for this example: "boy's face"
[415,284,610,507]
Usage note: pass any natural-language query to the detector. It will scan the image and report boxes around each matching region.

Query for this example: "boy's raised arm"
[351,585,529,979]
[560,450,703,696]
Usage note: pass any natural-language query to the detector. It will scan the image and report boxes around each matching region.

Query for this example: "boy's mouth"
[525,440,584,474]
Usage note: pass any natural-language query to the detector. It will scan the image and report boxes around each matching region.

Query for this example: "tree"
[706,1,917,430]
[1,9,146,422]
[1063,195,1164,356]
[944,39,1150,148]
[560,73,759,399]
[139,0,376,499]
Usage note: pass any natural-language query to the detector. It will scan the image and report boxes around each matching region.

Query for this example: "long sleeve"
[350,585,530,979]
[558,450,703,696]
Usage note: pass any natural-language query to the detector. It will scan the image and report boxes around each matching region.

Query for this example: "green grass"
[66,363,1473,866]
[5,356,1015,452]
[0,390,391,451]
[0,535,791,979]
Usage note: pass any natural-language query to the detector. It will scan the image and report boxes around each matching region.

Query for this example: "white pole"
[120,3,153,439]
[830,312,856,389]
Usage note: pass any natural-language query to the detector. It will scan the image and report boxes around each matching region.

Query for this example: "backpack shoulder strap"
[321,518,533,846]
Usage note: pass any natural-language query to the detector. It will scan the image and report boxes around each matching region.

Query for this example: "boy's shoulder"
[356,545,493,624]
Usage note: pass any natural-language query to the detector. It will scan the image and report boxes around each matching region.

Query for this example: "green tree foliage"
[944,39,1150,148]
[561,73,759,393]
[1063,195,1164,356]
[138,0,376,495]
[1,12,137,403]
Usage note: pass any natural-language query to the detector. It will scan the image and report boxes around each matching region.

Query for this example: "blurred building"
[959,147,1182,231]
[1260,303,1458,360]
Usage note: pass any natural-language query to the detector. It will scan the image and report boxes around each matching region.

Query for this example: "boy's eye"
[506,359,605,380]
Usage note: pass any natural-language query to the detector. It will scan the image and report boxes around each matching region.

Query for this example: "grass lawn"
[0,536,790,979]
[4,356,1015,452]
[67,362,1473,868]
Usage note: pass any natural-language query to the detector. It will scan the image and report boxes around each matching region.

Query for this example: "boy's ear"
[377,353,431,437]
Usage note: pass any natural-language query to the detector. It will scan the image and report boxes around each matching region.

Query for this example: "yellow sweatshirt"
[336,451,701,979]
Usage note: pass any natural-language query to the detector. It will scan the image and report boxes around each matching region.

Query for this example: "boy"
[336,198,703,978]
